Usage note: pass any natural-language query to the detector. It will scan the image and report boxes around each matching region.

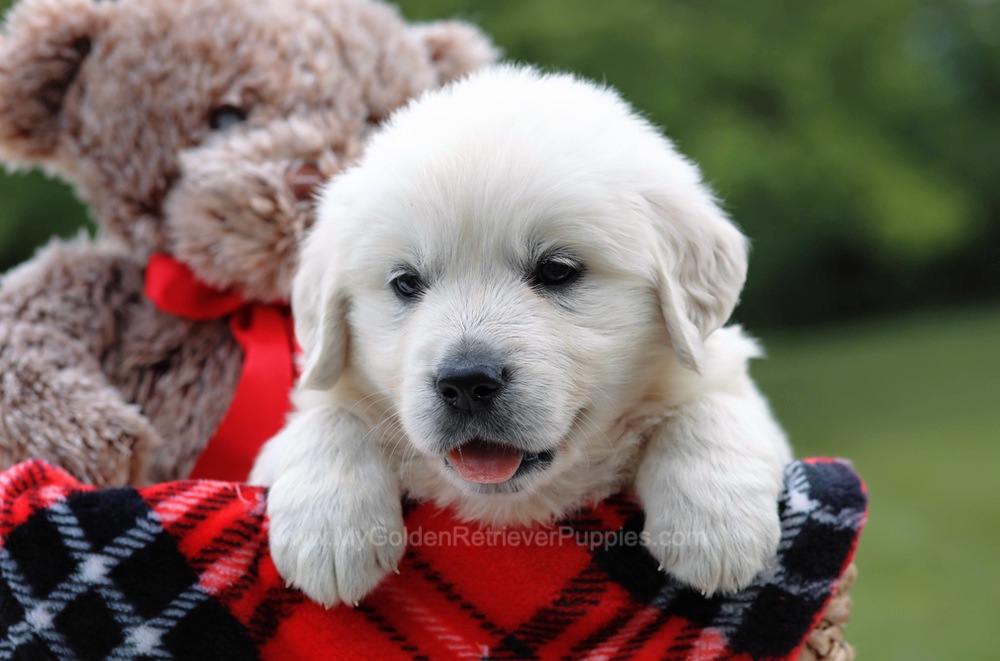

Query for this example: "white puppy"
[250,65,791,608]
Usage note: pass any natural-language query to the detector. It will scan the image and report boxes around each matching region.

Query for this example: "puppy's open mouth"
[445,439,554,485]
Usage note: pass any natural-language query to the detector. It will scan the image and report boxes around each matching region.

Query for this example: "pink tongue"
[447,440,523,484]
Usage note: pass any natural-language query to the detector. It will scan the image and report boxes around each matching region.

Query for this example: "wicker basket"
[798,562,857,660]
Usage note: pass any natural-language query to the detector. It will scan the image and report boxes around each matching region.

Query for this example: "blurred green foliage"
[0,0,998,328]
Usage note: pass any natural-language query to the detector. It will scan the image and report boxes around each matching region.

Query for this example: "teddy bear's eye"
[209,105,248,131]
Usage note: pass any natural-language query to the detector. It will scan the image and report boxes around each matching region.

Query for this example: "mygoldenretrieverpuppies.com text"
[328,526,709,551]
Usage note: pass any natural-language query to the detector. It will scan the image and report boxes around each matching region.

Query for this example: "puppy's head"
[295,66,746,519]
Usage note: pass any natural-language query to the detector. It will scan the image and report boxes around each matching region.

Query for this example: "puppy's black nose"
[436,362,505,413]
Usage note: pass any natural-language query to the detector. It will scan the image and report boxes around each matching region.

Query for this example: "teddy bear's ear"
[412,21,500,85]
[0,0,110,162]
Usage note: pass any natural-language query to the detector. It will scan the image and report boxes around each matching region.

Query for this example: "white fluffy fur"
[250,65,792,607]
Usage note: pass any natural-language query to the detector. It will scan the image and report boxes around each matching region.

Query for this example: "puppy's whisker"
[389,433,421,482]
[577,408,615,456]
[356,413,397,458]
[384,425,410,465]
[400,442,421,479]
[573,410,616,474]
[590,385,616,408]
[387,423,410,464]
[345,390,385,416]
[358,412,391,443]
[336,393,397,455]
[373,420,405,462]
[356,393,395,420]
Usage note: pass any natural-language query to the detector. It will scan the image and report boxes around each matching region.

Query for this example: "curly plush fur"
[0,0,497,485]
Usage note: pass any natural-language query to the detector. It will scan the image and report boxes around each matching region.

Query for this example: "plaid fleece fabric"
[0,458,866,660]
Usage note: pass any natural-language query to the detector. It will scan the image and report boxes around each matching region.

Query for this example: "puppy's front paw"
[266,476,405,607]
[644,495,780,596]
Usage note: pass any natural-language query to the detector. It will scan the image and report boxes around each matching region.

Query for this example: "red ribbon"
[144,254,296,481]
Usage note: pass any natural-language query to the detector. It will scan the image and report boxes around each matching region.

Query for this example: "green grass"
[752,306,1000,659]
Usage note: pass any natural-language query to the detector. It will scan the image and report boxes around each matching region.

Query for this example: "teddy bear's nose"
[287,163,325,202]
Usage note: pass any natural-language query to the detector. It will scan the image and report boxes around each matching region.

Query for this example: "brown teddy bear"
[0,0,496,486]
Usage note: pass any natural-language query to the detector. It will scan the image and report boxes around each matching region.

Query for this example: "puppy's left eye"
[534,257,583,288]
[391,272,424,299]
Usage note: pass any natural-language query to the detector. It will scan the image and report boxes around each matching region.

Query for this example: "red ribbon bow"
[144,254,296,481]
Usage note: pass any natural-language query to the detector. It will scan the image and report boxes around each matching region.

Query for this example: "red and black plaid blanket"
[0,458,866,660]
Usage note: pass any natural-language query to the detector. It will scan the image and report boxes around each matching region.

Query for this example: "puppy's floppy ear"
[645,181,748,373]
[0,0,110,162]
[293,244,350,392]
[411,21,500,85]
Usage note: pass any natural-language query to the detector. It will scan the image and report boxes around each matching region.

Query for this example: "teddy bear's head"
[0,0,496,301]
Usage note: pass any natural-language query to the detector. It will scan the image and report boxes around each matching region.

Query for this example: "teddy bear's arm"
[0,234,162,486]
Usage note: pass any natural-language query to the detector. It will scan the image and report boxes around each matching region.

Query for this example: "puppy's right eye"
[533,255,583,288]
[391,272,424,300]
